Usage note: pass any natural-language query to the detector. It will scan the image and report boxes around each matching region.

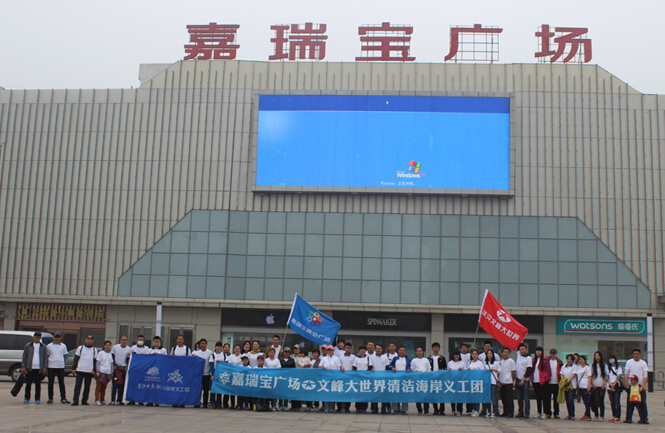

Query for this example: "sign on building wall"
[183,22,592,64]
[556,317,646,336]
[17,303,106,322]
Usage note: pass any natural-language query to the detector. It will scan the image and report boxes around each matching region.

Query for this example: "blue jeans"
[211,392,221,405]
[579,388,590,417]
[564,389,576,418]
[625,389,647,421]
[516,379,530,415]
[491,384,500,415]
[608,388,621,419]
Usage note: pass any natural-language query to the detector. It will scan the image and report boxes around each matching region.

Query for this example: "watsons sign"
[556,318,646,336]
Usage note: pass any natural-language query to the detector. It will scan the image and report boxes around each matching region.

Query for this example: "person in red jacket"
[543,349,563,419]
[531,346,549,419]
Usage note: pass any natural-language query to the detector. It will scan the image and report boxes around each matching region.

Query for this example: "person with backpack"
[71,335,98,406]
[170,335,192,356]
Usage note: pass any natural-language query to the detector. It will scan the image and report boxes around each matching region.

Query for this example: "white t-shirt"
[460,352,471,367]
[75,346,97,373]
[499,358,516,384]
[393,356,408,371]
[320,355,341,370]
[32,343,41,369]
[150,347,167,355]
[624,359,648,387]
[515,354,532,380]
[591,363,608,387]
[353,356,372,371]
[411,358,431,372]
[478,352,486,363]
[485,360,501,385]
[577,365,592,389]
[247,351,263,368]
[271,345,282,357]
[171,346,191,356]
[193,349,214,375]
[533,358,541,383]
[111,344,131,366]
[334,347,345,358]
[468,360,484,371]
[264,357,281,368]
[211,352,226,363]
[386,352,398,363]
[548,359,559,384]
[560,364,577,388]
[227,354,242,365]
[447,360,466,371]
[130,344,152,355]
[369,353,388,371]
[607,365,622,389]
[47,342,68,369]
[96,351,114,374]
[339,354,356,372]
[430,355,442,371]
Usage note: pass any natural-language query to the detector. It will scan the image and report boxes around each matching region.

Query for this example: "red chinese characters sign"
[478,290,528,351]
[183,22,592,64]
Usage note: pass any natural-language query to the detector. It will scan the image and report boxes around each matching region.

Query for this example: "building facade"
[0,60,663,363]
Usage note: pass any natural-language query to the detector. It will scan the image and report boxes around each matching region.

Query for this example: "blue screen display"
[256,95,510,192]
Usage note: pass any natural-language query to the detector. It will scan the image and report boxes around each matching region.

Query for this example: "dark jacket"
[21,341,47,371]
[427,354,448,371]
[388,355,411,371]
[310,358,321,369]
[280,357,296,368]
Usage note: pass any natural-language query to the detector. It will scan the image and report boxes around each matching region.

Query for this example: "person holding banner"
[193,339,213,408]
[236,356,251,411]
[428,342,447,416]
[411,347,431,415]
[499,348,516,417]
[304,348,321,412]
[339,342,357,413]
[389,346,411,415]
[210,342,226,409]
[483,349,501,418]
[352,345,372,414]
[368,344,389,414]
[223,345,242,409]
[319,345,342,413]
[447,350,466,416]
[279,347,296,411]
[467,349,485,417]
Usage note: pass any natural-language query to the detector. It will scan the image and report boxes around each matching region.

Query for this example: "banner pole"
[284,293,298,352]
[472,321,480,351]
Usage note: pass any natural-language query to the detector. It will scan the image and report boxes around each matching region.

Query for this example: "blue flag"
[211,362,491,404]
[124,354,204,406]
[288,294,340,346]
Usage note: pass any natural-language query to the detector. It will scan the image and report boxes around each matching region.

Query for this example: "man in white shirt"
[46,331,70,404]
[111,335,131,368]
[366,341,375,357]
[127,335,152,406]
[515,343,533,418]
[428,342,447,415]
[498,348,516,418]
[386,342,398,362]
[338,343,357,413]
[624,348,649,424]
[20,331,47,404]
[149,336,167,355]
[193,338,214,408]
[71,335,98,406]
[334,339,346,358]
[478,341,493,363]
[270,335,282,359]
[369,344,389,414]
[170,335,192,356]
[389,346,411,415]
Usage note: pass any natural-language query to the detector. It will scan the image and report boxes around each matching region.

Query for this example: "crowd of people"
[16,331,651,424]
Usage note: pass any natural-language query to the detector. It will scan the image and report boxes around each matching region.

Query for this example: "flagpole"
[284,293,299,351]
[474,290,489,350]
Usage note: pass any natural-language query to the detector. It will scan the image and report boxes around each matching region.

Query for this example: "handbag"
[10,371,26,397]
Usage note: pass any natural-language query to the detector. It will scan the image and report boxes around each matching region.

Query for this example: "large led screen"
[255,95,510,193]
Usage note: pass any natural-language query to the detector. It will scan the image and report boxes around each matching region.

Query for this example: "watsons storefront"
[555,317,647,363]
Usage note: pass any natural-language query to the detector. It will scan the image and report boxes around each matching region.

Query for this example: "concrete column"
[543,316,556,351]
[3,302,16,330]
[653,318,665,373]
[431,313,444,348]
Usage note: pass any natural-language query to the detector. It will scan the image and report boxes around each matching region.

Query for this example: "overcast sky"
[1,0,663,94]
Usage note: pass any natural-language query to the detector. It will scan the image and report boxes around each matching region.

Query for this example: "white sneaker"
[540,414,547,419]
[95,401,101,406]
[490,413,496,418]
[471,410,478,417]
[533,413,542,419]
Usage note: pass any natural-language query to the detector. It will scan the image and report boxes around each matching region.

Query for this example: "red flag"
[478,290,528,351]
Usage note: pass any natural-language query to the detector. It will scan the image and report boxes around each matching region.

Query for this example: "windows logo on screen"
[408,161,421,173]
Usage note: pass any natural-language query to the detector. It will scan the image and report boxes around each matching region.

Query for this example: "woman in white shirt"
[531,346,548,419]
[483,349,501,418]
[576,355,592,421]
[447,351,466,416]
[352,345,373,414]
[467,349,484,417]
[224,344,243,409]
[589,351,608,421]
[94,341,114,405]
[560,354,578,420]
[606,354,622,423]
[262,347,281,411]
[410,347,431,415]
